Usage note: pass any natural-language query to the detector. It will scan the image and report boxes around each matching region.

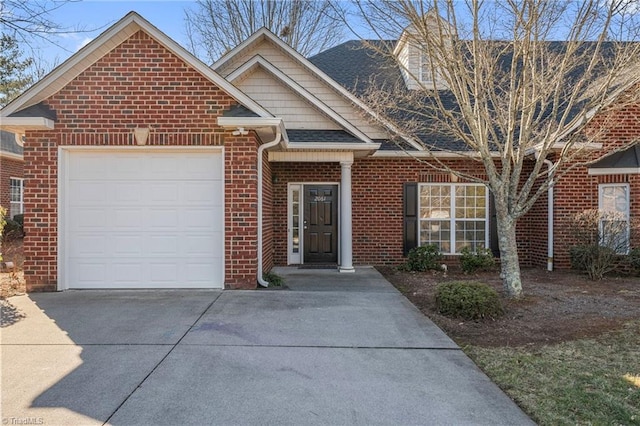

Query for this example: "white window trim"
[598,183,630,254]
[418,183,490,255]
[287,184,302,265]
[9,177,24,218]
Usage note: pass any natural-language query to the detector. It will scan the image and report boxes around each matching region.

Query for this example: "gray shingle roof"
[0,130,23,156]
[222,104,260,117]
[287,129,365,144]
[591,144,640,169]
[309,40,626,152]
[9,102,57,120]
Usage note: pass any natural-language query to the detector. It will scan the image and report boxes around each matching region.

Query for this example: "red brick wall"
[22,30,259,291]
[262,151,274,273]
[0,157,24,217]
[550,101,640,269]
[271,158,532,267]
[224,134,260,289]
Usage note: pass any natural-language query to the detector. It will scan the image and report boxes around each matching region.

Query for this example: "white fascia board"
[1,12,271,119]
[212,28,271,70]
[285,142,381,151]
[588,167,640,175]
[217,116,283,128]
[372,150,498,158]
[214,27,423,151]
[0,117,55,132]
[269,151,354,162]
[0,151,24,161]
[228,56,374,144]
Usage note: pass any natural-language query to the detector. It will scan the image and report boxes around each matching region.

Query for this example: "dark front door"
[304,185,338,263]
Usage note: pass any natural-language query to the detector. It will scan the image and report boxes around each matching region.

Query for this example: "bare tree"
[345,0,640,298]
[184,0,344,63]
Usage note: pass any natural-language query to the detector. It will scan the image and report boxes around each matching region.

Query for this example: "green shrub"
[405,244,443,272]
[262,271,284,287]
[435,281,504,320]
[628,248,640,272]
[2,218,23,240]
[460,247,495,273]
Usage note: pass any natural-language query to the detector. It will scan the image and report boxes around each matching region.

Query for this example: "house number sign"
[314,196,327,202]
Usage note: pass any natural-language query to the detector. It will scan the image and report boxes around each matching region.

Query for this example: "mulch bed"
[377,266,640,347]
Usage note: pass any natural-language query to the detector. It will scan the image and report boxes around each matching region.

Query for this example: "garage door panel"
[113,209,145,229]
[148,183,179,203]
[70,154,109,179]
[180,155,222,180]
[148,209,179,228]
[113,156,145,179]
[112,235,144,256]
[71,208,109,229]
[183,182,220,205]
[112,263,143,287]
[69,182,109,206]
[64,150,224,289]
[150,263,178,284]
[73,262,108,287]
[114,182,143,203]
[70,235,107,257]
[148,235,179,255]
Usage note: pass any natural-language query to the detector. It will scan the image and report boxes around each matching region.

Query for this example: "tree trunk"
[495,213,524,299]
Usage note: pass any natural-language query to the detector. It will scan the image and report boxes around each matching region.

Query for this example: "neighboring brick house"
[0,130,24,220]
[0,12,638,292]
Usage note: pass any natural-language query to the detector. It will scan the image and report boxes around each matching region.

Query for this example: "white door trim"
[287,182,340,265]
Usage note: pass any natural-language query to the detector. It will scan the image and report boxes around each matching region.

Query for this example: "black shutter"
[403,182,418,256]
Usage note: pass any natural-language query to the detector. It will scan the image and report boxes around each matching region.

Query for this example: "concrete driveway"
[1,267,533,425]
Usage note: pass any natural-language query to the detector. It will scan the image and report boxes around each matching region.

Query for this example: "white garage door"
[62,149,224,289]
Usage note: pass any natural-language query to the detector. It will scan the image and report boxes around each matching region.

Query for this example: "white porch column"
[339,160,355,273]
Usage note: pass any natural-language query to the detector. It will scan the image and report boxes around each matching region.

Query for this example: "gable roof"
[214,27,422,150]
[0,12,272,122]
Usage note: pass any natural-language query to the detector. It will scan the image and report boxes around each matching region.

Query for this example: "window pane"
[455,220,486,252]
[420,220,450,253]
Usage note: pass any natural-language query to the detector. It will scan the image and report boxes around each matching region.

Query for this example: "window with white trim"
[418,184,489,254]
[598,183,630,254]
[9,178,24,219]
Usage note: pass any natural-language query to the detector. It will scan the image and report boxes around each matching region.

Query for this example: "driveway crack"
[103,292,223,425]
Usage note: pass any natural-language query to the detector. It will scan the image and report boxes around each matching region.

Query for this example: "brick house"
[1,12,638,292]
[0,130,24,220]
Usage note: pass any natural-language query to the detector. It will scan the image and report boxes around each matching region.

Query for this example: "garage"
[59,148,224,289]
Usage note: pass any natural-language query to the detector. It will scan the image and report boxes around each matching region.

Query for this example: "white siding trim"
[269,151,354,163]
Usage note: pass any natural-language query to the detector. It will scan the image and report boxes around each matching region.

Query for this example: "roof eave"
[0,117,55,134]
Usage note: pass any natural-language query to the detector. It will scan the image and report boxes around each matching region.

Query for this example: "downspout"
[543,159,554,272]
[257,125,283,287]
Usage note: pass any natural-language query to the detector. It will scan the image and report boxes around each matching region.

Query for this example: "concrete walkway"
[1,267,533,425]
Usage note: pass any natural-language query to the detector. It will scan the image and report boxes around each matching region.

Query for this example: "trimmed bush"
[460,247,495,273]
[569,244,618,280]
[435,281,504,320]
[405,244,442,272]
